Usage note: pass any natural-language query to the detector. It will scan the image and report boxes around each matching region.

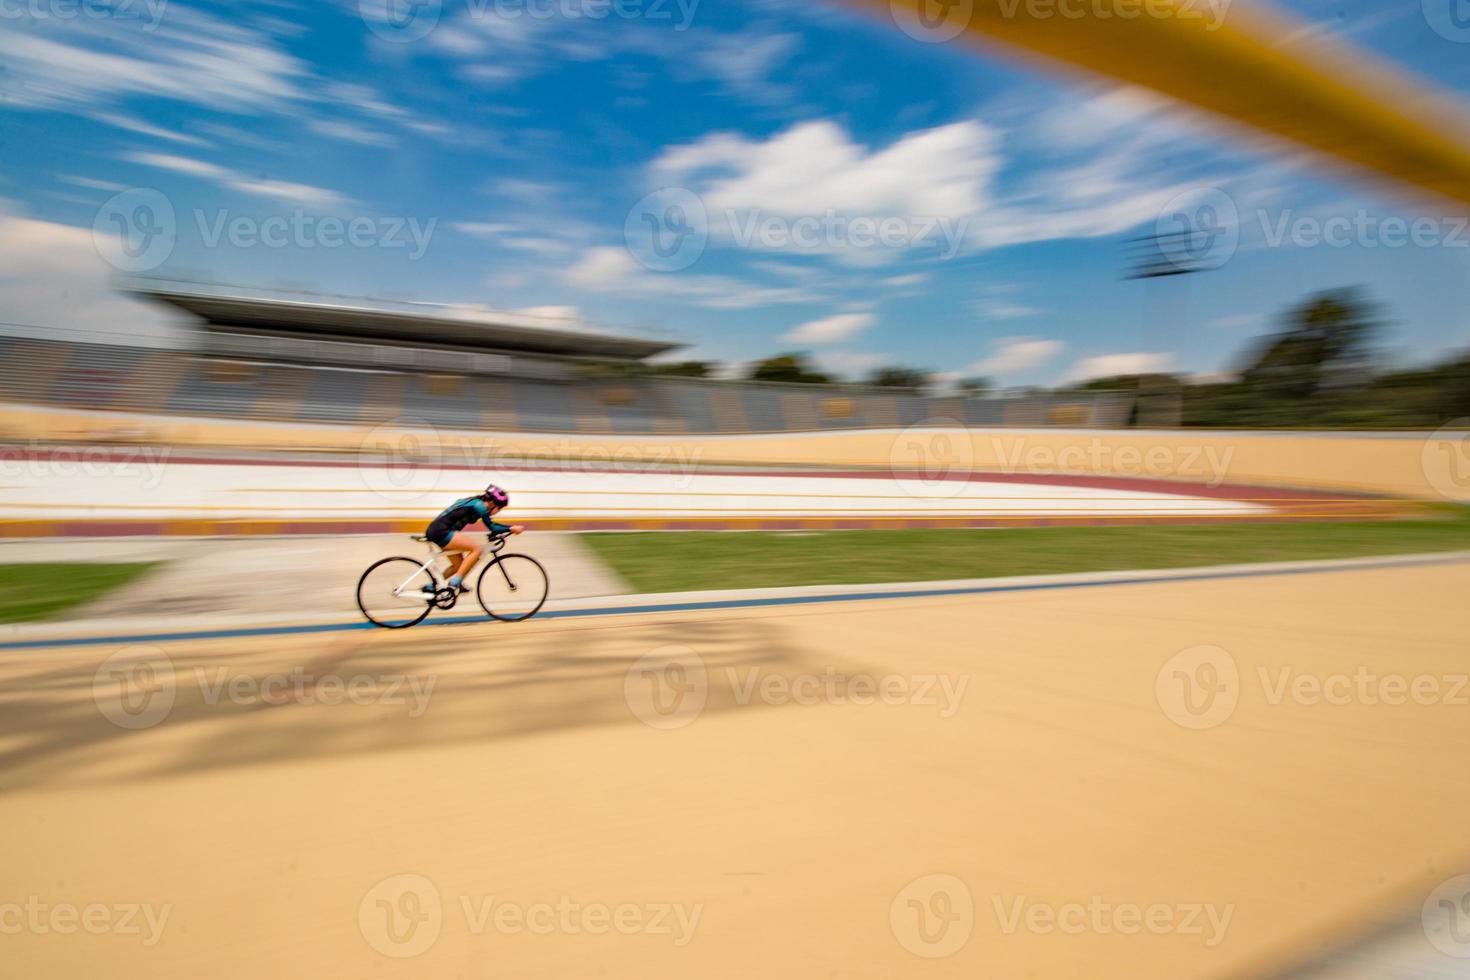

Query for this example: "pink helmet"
[482,484,509,508]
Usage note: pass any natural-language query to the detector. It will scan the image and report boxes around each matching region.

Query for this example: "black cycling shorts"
[426,520,456,547]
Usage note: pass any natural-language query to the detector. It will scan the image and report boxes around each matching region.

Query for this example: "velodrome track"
[2,556,1468,978]
[0,447,1398,537]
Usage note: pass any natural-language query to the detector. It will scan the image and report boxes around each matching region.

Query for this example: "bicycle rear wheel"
[477,553,549,622]
[357,557,435,629]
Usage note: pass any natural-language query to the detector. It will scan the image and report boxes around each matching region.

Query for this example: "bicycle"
[355,532,550,629]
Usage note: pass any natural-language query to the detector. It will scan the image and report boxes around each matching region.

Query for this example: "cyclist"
[425,484,524,594]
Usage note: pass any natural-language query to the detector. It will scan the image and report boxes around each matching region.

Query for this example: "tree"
[867,367,930,388]
[955,377,993,396]
[1069,373,1181,393]
[748,353,831,385]
[649,361,713,378]
[1240,289,1381,401]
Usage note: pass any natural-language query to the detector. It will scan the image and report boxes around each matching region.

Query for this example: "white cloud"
[454,221,521,237]
[123,152,348,209]
[814,350,889,379]
[880,272,929,287]
[514,305,584,322]
[563,245,825,310]
[967,85,1254,249]
[973,297,1042,319]
[1188,370,1241,385]
[58,175,127,193]
[0,10,310,113]
[0,204,187,347]
[655,119,995,225]
[230,177,349,209]
[0,9,439,155]
[967,337,1066,378]
[687,31,800,105]
[1064,352,1176,383]
[499,236,575,257]
[308,118,397,148]
[456,221,581,257]
[125,151,229,181]
[644,99,1252,262]
[647,120,994,263]
[91,111,212,148]
[563,246,638,290]
[782,312,874,344]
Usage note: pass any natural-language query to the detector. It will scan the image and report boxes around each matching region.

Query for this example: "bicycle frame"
[391,535,508,601]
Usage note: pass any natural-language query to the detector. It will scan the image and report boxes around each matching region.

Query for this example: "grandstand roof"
[135,283,679,361]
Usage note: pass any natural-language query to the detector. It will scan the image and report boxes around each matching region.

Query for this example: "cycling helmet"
[482,484,509,508]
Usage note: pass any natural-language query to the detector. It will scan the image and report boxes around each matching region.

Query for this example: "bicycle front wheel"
[357,557,435,629]
[477,553,549,622]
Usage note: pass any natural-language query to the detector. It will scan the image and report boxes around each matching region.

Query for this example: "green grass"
[0,563,159,624]
[581,509,1470,594]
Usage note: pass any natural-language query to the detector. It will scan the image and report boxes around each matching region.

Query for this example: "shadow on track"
[0,616,867,791]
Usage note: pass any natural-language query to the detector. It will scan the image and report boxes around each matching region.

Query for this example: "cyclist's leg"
[443,532,485,585]
[423,525,456,591]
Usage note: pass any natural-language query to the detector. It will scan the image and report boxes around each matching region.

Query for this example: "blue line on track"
[2,552,1467,651]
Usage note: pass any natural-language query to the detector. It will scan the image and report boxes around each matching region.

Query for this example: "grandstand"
[0,285,1134,434]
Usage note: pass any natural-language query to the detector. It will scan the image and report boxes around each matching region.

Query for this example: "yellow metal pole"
[865,0,1470,208]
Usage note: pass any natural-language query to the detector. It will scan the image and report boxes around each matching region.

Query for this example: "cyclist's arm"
[469,500,513,535]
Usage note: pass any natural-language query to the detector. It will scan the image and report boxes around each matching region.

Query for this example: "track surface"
[2,561,1467,978]
[0,448,1396,536]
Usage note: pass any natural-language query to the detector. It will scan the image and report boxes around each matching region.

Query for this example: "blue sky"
[1,0,1467,387]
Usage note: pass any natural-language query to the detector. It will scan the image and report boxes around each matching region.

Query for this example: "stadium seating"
[0,336,1132,434]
